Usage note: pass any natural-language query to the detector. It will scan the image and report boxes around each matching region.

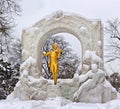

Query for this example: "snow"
[32,10,101,28]
[20,57,36,70]
[103,80,117,92]
[0,64,6,71]
[91,52,102,63]
[25,27,35,36]
[97,41,102,47]
[91,64,97,70]
[15,81,21,87]
[25,26,40,36]
[104,59,120,76]
[27,76,46,84]
[84,50,102,63]
[79,26,88,33]
[92,21,98,26]
[22,49,29,56]
[0,97,120,109]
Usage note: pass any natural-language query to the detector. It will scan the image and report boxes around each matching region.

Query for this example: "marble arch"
[21,11,103,76]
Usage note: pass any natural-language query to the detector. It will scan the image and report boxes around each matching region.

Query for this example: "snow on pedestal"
[47,85,61,98]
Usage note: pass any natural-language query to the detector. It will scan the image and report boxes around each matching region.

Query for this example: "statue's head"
[52,43,58,50]
[91,64,98,73]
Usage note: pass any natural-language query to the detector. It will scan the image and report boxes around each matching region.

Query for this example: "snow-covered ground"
[0,97,120,109]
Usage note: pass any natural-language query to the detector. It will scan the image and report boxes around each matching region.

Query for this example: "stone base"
[46,79,79,100]
[47,85,61,98]
[10,77,117,103]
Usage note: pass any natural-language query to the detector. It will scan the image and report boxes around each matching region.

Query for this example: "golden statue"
[43,43,63,85]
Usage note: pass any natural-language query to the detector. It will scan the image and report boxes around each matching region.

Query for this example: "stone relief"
[73,64,117,103]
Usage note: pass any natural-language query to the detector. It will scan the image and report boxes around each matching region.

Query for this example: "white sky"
[15,0,120,56]
[16,0,120,37]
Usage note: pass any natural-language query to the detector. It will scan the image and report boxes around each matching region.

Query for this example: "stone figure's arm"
[27,76,41,85]
[43,51,51,56]
[27,81,34,86]
[78,71,93,83]
[78,74,89,83]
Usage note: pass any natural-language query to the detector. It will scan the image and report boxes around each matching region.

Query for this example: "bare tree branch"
[105,18,120,40]
[105,18,120,62]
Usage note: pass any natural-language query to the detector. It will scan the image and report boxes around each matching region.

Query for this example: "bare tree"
[105,18,120,62]
[42,35,81,79]
[105,18,120,40]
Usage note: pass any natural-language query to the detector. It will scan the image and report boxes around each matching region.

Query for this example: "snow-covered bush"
[106,73,120,92]
[105,59,120,92]
[0,59,19,99]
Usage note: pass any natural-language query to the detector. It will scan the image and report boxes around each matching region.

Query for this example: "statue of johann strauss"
[43,43,63,85]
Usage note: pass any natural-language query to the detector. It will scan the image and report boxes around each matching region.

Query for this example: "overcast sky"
[15,0,120,56]
[16,0,120,37]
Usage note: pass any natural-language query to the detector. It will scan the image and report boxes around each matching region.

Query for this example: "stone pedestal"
[47,85,61,98]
